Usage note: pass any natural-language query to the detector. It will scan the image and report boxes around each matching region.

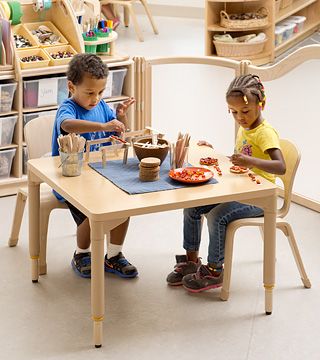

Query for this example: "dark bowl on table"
[133,137,169,164]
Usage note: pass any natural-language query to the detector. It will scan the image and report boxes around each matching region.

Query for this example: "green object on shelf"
[82,33,98,54]
[8,1,23,25]
[96,30,110,38]
[97,43,110,53]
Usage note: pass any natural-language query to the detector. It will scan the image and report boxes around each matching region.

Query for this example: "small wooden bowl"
[133,138,169,164]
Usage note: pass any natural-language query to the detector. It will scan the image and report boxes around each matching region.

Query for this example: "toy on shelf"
[82,18,117,55]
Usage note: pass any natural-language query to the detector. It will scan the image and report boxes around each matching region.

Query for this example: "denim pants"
[183,201,263,267]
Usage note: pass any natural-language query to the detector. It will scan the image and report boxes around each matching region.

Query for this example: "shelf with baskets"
[205,0,320,65]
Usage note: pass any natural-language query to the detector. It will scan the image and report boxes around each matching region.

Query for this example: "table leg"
[90,220,105,348]
[28,173,41,283]
[263,193,277,315]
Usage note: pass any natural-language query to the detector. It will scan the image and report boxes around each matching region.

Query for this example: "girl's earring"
[258,102,263,110]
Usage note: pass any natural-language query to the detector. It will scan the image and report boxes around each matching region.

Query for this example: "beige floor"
[1,14,320,360]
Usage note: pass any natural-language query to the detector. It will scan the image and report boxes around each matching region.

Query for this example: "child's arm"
[116,97,135,130]
[230,148,286,175]
[61,119,125,134]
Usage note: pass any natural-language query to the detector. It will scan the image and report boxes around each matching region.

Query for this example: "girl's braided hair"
[226,74,266,106]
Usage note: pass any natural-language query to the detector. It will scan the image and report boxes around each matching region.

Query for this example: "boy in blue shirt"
[52,53,137,279]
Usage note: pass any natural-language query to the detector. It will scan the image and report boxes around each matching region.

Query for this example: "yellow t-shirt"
[235,120,280,183]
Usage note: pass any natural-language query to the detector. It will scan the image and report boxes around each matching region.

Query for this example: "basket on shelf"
[213,39,267,57]
[280,0,293,9]
[220,7,269,29]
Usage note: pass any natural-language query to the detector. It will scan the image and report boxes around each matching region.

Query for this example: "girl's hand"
[104,119,126,133]
[197,140,213,148]
[229,153,253,168]
[116,97,136,117]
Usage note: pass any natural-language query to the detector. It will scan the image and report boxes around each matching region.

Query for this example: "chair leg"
[220,224,237,301]
[278,223,311,288]
[8,191,28,247]
[126,4,144,42]
[124,5,130,27]
[38,207,51,275]
[140,0,159,34]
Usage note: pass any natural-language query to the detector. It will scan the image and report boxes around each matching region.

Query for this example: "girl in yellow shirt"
[167,74,286,292]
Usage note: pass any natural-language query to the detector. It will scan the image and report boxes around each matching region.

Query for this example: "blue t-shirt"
[52,98,117,156]
[52,98,117,202]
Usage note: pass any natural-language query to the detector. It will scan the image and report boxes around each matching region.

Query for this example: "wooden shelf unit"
[0,0,134,196]
[205,0,320,64]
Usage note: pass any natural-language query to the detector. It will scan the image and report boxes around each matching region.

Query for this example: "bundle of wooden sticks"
[170,132,190,169]
[57,133,86,153]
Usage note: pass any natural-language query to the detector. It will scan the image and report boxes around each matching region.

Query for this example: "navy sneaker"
[104,252,138,278]
[71,251,91,278]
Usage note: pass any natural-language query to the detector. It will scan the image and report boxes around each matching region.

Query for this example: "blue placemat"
[89,157,218,195]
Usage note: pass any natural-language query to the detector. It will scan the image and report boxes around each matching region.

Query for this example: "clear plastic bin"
[287,16,306,33]
[0,82,17,113]
[23,110,57,126]
[0,115,18,146]
[103,68,127,98]
[278,21,295,41]
[23,146,28,174]
[0,148,16,178]
[23,76,68,108]
[275,25,286,46]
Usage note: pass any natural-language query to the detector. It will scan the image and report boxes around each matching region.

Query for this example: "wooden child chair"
[8,115,68,275]
[220,139,311,302]
[100,0,158,42]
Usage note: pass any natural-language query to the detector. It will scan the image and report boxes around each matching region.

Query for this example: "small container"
[0,82,17,113]
[278,21,295,41]
[24,21,69,47]
[287,16,306,32]
[0,148,16,178]
[82,33,98,54]
[0,115,18,146]
[102,68,128,98]
[12,24,38,50]
[44,45,77,66]
[23,76,68,108]
[275,25,286,46]
[17,48,50,69]
[59,151,84,177]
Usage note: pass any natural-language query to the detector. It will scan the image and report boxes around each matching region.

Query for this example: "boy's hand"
[116,97,136,117]
[229,153,252,168]
[104,119,126,133]
[197,140,213,148]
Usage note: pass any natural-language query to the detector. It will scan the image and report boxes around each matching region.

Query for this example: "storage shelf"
[21,65,69,77]
[205,0,320,64]
[207,24,270,32]
[23,105,59,113]
[276,0,317,22]
[0,110,19,117]
[275,21,320,54]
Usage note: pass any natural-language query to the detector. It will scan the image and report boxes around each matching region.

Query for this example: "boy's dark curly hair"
[67,53,108,85]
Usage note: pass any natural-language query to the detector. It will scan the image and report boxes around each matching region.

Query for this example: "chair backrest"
[24,115,56,160]
[277,139,301,218]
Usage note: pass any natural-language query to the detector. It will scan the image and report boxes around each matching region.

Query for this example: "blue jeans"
[183,202,263,267]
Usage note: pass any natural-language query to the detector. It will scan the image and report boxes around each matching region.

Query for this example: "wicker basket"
[220,7,268,29]
[213,39,267,57]
[280,0,293,9]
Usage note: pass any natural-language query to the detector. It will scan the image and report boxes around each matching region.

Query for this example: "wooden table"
[27,145,277,347]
